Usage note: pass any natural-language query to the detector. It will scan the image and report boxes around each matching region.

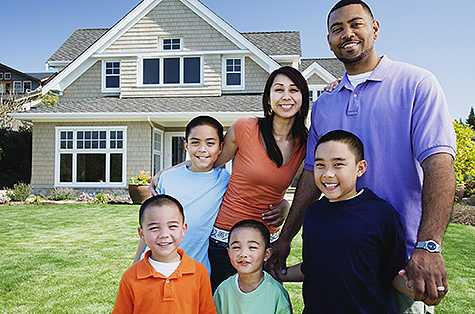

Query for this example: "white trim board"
[42,0,280,94]
[301,61,337,83]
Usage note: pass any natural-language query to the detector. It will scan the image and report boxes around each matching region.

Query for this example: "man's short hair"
[228,219,271,248]
[316,130,365,162]
[185,115,224,143]
[327,0,374,27]
[139,194,184,227]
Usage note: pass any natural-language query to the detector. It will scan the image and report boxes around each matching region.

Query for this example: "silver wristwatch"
[415,240,442,253]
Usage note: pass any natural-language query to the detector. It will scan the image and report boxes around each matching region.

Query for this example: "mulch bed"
[451,203,475,226]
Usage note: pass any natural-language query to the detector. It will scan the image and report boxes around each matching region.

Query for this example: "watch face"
[427,242,437,250]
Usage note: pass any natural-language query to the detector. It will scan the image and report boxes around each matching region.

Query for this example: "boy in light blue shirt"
[134,116,230,273]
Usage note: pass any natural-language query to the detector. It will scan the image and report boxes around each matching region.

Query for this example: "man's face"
[327,4,379,65]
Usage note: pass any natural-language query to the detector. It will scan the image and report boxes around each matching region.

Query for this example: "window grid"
[23,81,32,92]
[225,58,242,87]
[4,73,11,80]
[163,38,181,50]
[142,57,201,85]
[105,61,120,89]
[0,73,3,80]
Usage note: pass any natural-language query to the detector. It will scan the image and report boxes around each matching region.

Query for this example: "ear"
[263,247,272,262]
[182,223,188,234]
[372,20,380,40]
[356,160,368,177]
[138,227,144,239]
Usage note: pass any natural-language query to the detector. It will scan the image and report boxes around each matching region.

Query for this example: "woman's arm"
[278,263,304,282]
[214,124,238,167]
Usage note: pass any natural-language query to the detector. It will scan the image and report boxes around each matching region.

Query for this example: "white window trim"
[13,81,23,94]
[137,56,203,87]
[0,73,3,80]
[308,84,327,102]
[101,60,121,93]
[23,81,32,93]
[160,38,182,51]
[54,126,127,188]
[4,72,11,80]
[222,57,245,91]
[164,132,189,169]
[152,128,164,175]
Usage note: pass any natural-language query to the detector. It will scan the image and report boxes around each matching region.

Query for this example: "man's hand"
[262,199,290,227]
[266,236,292,280]
[404,249,448,305]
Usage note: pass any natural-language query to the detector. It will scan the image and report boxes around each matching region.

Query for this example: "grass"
[1,204,474,313]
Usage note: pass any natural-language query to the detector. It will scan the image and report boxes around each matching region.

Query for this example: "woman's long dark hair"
[258,66,309,167]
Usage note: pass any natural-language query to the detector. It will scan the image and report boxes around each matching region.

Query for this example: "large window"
[141,57,201,86]
[162,38,181,51]
[223,58,244,89]
[102,61,120,92]
[23,81,32,93]
[56,127,127,187]
[13,81,23,94]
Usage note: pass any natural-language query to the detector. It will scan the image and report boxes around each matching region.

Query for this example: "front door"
[164,132,188,169]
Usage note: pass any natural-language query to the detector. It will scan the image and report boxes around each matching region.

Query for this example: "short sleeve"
[275,286,293,314]
[304,104,319,171]
[112,275,134,314]
[411,74,456,164]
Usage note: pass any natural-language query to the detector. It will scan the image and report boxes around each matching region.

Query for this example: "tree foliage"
[454,120,475,185]
[466,106,475,129]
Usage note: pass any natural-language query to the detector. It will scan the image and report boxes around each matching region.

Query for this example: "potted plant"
[128,170,152,204]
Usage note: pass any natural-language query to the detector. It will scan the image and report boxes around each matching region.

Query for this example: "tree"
[467,106,475,129]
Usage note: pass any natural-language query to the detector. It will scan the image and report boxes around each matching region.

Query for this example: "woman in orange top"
[209,66,309,290]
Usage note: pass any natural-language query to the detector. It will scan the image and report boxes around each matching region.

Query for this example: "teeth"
[343,42,358,49]
[324,183,338,188]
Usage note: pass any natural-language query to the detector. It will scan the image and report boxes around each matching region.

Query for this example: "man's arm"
[268,170,320,276]
[405,153,455,305]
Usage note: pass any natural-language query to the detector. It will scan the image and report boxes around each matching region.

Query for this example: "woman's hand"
[262,198,290,227]
[324,79,341,92]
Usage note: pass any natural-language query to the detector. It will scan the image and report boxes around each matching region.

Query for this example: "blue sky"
[2,0,473,119]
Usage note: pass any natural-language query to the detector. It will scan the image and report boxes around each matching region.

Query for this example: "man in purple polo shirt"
[271,0,456,313]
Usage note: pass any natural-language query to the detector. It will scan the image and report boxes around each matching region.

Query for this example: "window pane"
[171,136,186,166]
[77,154,106,182]
[226,73,241,86]
[117,131,123,140]
[143,59,160,84]
[60,154,73,182]
[100,131,106,139]
[23,82,32,92]
[164,58,180,84]
[100,141,106,149]
[106,76,119,88]
[154,153,161,174]
[110,154,123,182]
[184,57,200,84]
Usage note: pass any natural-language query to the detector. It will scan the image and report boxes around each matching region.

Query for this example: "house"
[0,63,52,100]
[13,0,344,194]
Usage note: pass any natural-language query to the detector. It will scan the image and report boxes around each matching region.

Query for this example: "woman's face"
[269,74,302,120]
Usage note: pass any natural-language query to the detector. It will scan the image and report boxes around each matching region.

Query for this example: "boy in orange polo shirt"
[112,195,216,314]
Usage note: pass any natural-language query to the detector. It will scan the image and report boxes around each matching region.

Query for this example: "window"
[4,73,11,80]
[56,127,127,186]
[308,86,326,104]
[23,81,32,93]
[103,61,120,92]
[0,73,3,80]
[162,38,181,50]
[223,58,244,89]
[13,81,23,94]
[141,57,201,85]
[152,129,163,174]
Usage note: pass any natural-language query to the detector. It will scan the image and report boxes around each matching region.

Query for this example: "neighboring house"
[13,0,344,194]
[0,63,49,99]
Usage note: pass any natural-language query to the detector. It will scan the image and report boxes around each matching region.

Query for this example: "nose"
[341,26,355,41]
[323,168,336,178]
[198,144,207,152]
[282,88,291,99]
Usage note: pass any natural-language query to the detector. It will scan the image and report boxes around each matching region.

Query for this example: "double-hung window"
[23,81,32,93]
[141,57,201,85]
[13,81,23,94]
[103,61,120,92]
[223,58,244,89]
[308,85,326,104]
[4,73,11,80]
[162,38,181,51]
[56,127,127,187]
[0,73,3,80]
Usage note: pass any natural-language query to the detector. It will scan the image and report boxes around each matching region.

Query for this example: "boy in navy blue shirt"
[281,130,413,313]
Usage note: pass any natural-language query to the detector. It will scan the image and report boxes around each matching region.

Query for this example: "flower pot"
[128,185,152,204]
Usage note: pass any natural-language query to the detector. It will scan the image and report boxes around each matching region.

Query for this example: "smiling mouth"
[340,41,360,49]
[322,182,339,190]
[280,104,293,110]
[157,242,173,247]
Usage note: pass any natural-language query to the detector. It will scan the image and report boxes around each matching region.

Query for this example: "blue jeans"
[208,237,236,292]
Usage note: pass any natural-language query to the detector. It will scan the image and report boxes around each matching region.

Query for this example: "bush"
[94,193,111,204]
[464,176,475,198]
[0,193,10,204]
[128,170,151,186]
[6,183,32,201]
[47,188,77,201]
[454,121,475,186]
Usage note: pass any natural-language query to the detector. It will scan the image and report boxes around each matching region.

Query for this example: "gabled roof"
[0,63,42,83]
[43,0,282,94]
[26,72,56,81]
[48,29,300,63]
[300,58,345,79]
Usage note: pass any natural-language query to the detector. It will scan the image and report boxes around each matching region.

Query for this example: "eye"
[249,246,258,251]
[331,27,343,34]
[169,224,179,230]
[274,87,284,92]
[231,245,240,250]
[190,141,199,146]
[352,21,364,28]
[207,141,216,146]
[315,163,324,169]
[334,163,345,168]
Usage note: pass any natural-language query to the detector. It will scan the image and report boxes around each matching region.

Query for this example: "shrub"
[47,188,77,201]
[454,121,475,186]
[109,193,132,204]
[94,193,111,204]
[0,193,10,204]
[6,183,32,201]
[464,176,475,198]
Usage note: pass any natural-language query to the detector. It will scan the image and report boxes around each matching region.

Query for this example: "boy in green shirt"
[214,220,292,314]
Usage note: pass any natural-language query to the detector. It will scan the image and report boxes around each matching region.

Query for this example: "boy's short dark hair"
[139,194,185,227]
[185,115,224,143]
[228,219,270,248]
[327,0,374,27]
[316,130,365,162]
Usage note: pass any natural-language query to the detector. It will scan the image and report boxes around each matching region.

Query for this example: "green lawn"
[0,204,474,313]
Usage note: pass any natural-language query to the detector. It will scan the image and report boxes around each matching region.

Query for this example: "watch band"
[415,240,442,253]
